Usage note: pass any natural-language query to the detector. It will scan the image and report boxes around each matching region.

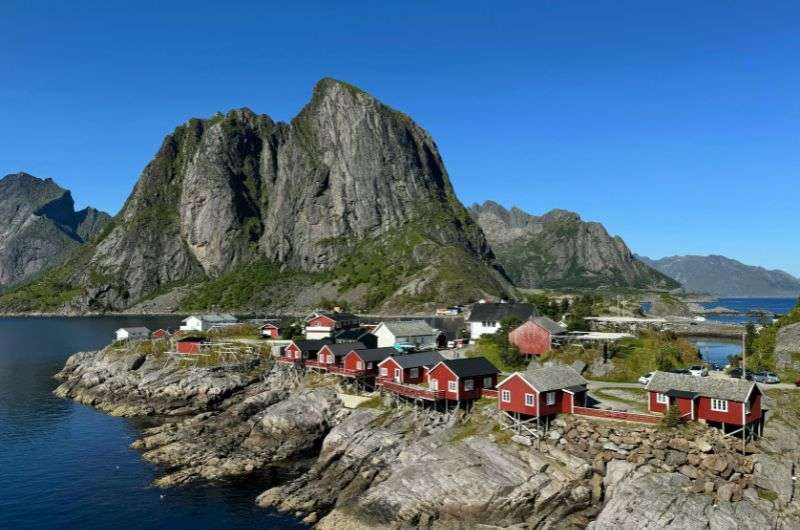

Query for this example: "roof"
[530,317,566,335]
[468,302,537,323]
[333,327,370,341]
[310,311,359,322]
[117,327,151,334]
[378,320,436,337]
[505,365,587,393]
[182,313,237,323]
[438,357,500,378]
[350,347,397,362]
[322,342,366,357]
[667,389,700,399]
[260,322,280,328]
[177,336,207,343]
[291,339,333,352]
[646,371,756,402]
[385,351,444,369]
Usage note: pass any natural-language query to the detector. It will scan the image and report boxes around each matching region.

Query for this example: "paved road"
[588,373,799,391]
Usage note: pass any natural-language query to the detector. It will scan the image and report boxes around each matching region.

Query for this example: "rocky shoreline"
[54,345,800,528]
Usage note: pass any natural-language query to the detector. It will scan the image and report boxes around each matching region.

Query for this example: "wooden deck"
[377,378,445,401]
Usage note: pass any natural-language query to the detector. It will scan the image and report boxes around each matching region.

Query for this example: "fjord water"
[0,316,304,530]
[703,297,797,324]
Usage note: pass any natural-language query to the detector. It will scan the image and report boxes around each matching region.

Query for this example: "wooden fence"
[573,406,661,425]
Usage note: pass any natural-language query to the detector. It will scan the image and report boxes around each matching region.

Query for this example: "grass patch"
[356,395,384,410]
[467,337,527,372]
[591,388,649,412]
[757,487,779,503]
[449,422,481,444]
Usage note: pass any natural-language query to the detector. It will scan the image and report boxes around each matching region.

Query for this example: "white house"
[115,327,151,342]
[467,302,537,339]
[180,313,238,332]
[372,320,438,350]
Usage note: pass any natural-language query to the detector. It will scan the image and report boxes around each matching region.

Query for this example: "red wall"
[261,326,279,338]
[427,365,496,401]
[177,341,203,354]
[696,396,745,425]
[378,357,430,384]
[308,315,336,328]
[497,374,539,416]
[509,321,551,356]
[285,343,301,359]
[317,346,337,366]
[649,391,667,413]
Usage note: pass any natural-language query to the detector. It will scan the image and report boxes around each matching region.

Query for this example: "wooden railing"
[481,388,499,398]
[304,359,327,369]
[275,357,300,365]
[328,365,367,377]
[377,378,446,401]
[573,406,661,425]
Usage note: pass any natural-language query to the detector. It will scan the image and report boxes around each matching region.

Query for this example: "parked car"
[638,372,654,385]
[728,368,753,381]
[752,371,781,384]
[688,365,708,377]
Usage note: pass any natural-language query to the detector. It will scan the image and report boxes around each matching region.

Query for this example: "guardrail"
[328,365,367,377]
[573,406,661,425]
[377,378,446,401]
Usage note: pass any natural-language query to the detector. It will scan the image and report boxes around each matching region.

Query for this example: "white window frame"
[545,392,556,406]
[501,389,511,403]
[430,379,438,390]
[464,379,474,391]
[380,367,388,377]
[318,353,325,362]
[409,367,419,379]
[656,392,669,405]
[448,380,457,392]
[524,393,535,407]
[327,354,334,364]
[483,376,493,388]
[366,362,373,369]
[394,368,401,381]
[356,360,363,370]
[711,399,728,412]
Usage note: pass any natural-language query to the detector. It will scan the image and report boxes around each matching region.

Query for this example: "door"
[394,368,401,383]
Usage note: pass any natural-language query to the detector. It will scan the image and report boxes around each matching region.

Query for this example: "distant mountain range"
[0,173,110,289]
[469,201,678,291]
[638,255,800,298]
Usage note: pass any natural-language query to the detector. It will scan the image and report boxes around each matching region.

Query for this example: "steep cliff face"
[469,201,678,290]
[1,79,510,312]
[639,255,800,297]
[0,173,110,288]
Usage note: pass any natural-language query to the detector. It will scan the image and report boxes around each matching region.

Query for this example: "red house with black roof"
[176,336,208,355]
[278,339,332,365]
[313,342,366,369]
[260,322,281,338]
[305,311,360,340]
[341,347,397,377]
[427,357,500,401]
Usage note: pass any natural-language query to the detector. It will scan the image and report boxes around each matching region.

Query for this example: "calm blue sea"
[703,297,797,324]
[0,316,304,530]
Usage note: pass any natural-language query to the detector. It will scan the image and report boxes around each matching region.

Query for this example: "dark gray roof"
[439,357,500,378]
[312,311,359,322]
[117,327,151,334]
[379,320,437,337]
[531,317,566,335]
[667,389,700,399]
[389,351,444,369]
[323,342,366,357]
[468,302,537,323]
[334,327,370,341]
[292,339,333,352]
[515,365,587,393]
[646,371,756,402]
[183,313,237,323]
[351,347,397,362]
[565,384,588,393]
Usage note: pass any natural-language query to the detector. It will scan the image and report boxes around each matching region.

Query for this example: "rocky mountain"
[639,255,800,297]
[469,201,679,291]
[0,173,110,289]
[0,79,511,313]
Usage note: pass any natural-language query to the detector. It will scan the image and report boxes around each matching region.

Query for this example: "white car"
[638,372,654,385]
[688,365,708,377]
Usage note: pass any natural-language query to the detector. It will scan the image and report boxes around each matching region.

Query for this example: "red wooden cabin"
[496,365,587,418]
[151,328,170,340]
[176,336,208,355]
[427,357,500,401]
[314,342,366,369]
[280,339,332,364]
[260,322,281,338]
[508,317,565,356]
[377,351,445,401]
[305,311,360,339]
[646,371,765,438]
[342,347,397,377]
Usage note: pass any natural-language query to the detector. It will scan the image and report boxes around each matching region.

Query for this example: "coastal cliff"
[53,344,800,528]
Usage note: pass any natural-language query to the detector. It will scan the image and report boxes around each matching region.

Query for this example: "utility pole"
[741,331,746,379]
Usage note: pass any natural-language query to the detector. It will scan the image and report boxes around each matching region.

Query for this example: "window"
[318,353,325,362]
[409,367,419,378]
[524,393,535,406]
[656,393,668,405]
[711,399,728,412]
[464,379,474,391]
[501,389,511,403]
[356,361,363,370]
[745,400,751,415]
[448,381,457,392]
[483,376,493,388]
[380,367,388,377]
[394,368,401,381]
[545,392,556,405]
[430,379,438,390]
[327,354,334,364]
[367,362,373,369]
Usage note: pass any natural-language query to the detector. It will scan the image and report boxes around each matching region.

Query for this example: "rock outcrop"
[1,79,511,313]
[0,172,110,288]
[639,254,800,298]
[469,201,678,290]
[54,343,800,529]
[776,322,800,369]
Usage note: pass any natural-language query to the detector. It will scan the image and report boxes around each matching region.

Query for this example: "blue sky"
[2,1,798,275]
